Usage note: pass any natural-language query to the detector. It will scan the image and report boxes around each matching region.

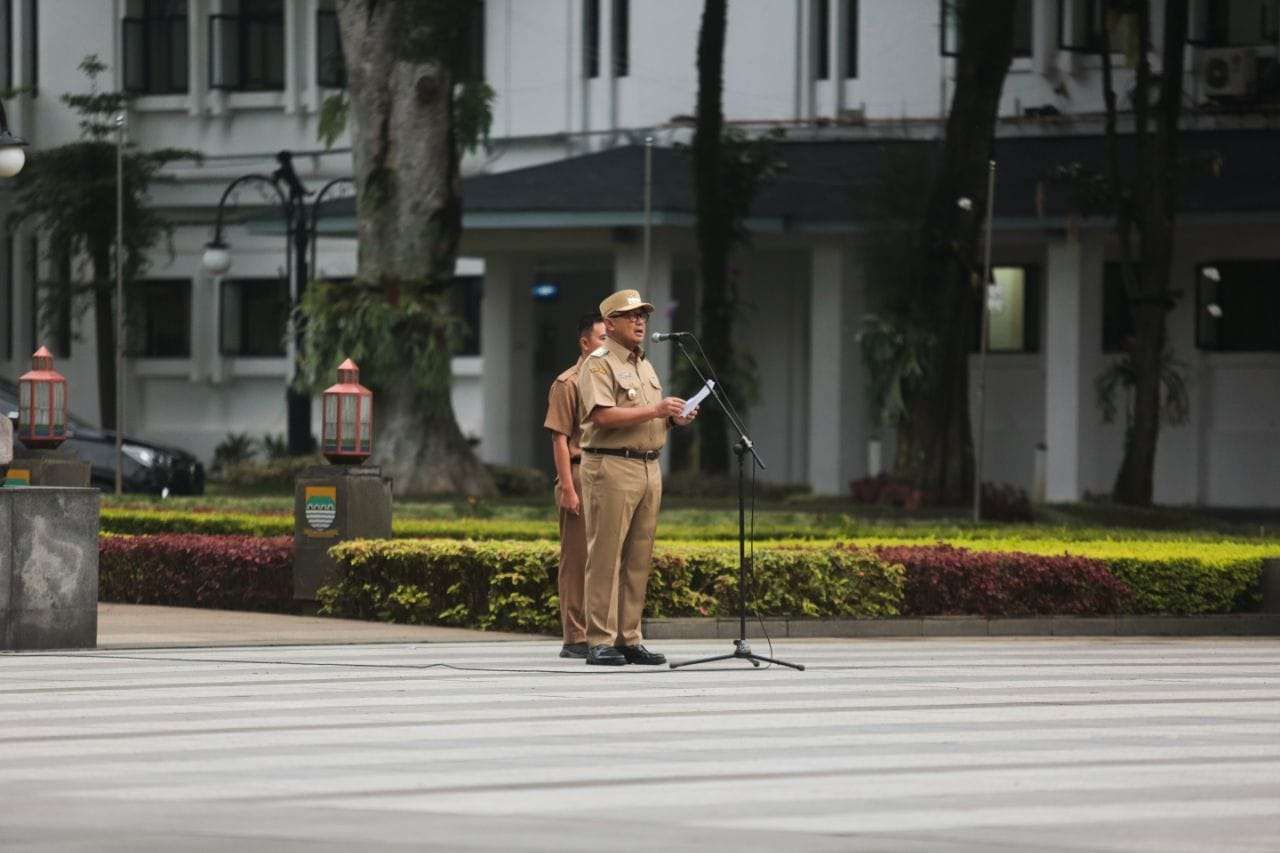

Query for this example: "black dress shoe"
[585,644,627,666]
[616,644,666,665]
[559,642,588,659]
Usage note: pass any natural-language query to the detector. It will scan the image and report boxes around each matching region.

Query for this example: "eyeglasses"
[613,310,650,322]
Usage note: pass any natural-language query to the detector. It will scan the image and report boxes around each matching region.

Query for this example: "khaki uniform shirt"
[577,336,668,452]
[543,357,587,456]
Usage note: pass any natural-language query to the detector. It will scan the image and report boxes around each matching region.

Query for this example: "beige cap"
[599,289,655,318]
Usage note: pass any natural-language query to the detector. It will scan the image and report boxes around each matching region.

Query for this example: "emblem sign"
[304,486,338,536]
[3,468,30,487]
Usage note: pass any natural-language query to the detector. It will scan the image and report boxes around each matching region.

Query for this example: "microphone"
[651,331,692,342]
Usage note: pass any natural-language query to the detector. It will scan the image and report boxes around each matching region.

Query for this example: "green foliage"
[857,314,936,431]
[6,55,199,358]
[1095,348,1190,427]
[317,539,904,630]
[295,280,463,396]
[453,81,495,155]
[317,92,349,150]
[259,434,290,461]
[211,433,256,474]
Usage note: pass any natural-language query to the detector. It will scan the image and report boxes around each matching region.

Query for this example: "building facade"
[1,0,1278,503]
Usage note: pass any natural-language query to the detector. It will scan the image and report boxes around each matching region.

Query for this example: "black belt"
[584,447,660,461]
[570,456,582,465]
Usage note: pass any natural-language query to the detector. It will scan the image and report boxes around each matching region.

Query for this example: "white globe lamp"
[202,240,233,276]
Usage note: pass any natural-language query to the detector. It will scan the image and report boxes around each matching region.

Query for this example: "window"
[451,275,482,356]
[128,279,191,358]
[1102,262,1137,353]
[971,265,1040,352]
[1059,0,1106,53]
[316,1,345,88]
[1197,261,1280,352]
[846,0,859,78]
[123,1,189,95]
[220,278,289,357]
[583,0,599,78]
[611,0,628,77]
[815,0,829,79]
[944,0,1033,57]
[0,1,12,93]
[209,0,284,92]
[1192,0,1280,46]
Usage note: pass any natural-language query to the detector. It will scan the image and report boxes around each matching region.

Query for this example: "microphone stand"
[666,335,804,672]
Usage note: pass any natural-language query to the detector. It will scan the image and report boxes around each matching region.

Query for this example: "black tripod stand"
[667,338,804,672]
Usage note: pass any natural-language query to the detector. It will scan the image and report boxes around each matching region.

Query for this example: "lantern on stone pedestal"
[17,347,68,450]
[321,359,372,464]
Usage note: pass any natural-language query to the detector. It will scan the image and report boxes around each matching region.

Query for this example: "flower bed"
[99,534,294,611]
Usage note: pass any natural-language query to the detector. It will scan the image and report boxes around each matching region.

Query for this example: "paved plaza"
[2,637,1279,851]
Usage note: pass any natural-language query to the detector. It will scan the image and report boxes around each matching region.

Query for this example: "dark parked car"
[2,377,204,495]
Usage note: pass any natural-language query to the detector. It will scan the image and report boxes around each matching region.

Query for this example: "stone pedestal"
[8,447,92,488]
[293,465,392,600]
[0,416,11,484]
[1,487,100,650]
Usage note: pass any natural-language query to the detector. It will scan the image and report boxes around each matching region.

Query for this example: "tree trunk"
[892,0,1018,503]
[693,0,733,475]
[1110,0,1189,506]
[337,0,494,496]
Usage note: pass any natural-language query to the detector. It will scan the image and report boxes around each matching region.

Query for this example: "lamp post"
[972,159,996,524]
[0,99,28,178]
[114,112,126,495]
[201,152,352,456]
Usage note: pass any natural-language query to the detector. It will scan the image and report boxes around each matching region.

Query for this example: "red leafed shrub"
[849,474,926,509]
[99,535,294,611]
[870,544,1131,617]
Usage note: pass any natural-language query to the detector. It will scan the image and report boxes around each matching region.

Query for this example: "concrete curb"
[642,614,1280,639]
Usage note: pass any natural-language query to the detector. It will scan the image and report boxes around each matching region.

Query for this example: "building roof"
[307,129,1280,233]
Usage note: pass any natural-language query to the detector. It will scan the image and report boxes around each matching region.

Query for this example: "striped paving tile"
[1,638,1279,851]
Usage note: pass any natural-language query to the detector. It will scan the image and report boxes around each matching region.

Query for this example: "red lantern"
[17,346,68,450]
[321,359,373,464]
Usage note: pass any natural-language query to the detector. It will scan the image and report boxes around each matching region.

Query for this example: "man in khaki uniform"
[576,289,698,666]
[543,313,607,659]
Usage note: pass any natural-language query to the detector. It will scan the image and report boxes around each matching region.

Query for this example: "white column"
[808,244,847,494]
[479,254,533,466]
[1044,233,1103,502]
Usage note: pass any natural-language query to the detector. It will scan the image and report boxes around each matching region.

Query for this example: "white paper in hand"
[681,380,714,419]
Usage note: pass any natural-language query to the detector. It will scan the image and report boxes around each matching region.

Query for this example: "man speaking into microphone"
[576,289,699,666]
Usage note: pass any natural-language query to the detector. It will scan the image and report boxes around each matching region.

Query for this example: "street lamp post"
[0,99,28,178]
[973,159,996,524]
[201,152,350,456]
[114,112,126,495]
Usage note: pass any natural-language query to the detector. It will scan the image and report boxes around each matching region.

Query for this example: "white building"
[1,0,1278,504]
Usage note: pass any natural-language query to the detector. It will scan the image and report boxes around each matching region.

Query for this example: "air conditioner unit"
[1202,47,1257,98]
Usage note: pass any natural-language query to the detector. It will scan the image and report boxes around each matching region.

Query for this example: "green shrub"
[317,539,904,631]
[484,464,552,497]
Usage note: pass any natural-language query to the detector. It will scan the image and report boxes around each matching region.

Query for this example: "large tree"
[1099,0,1191,505]
[303,0,494,495]
[877,0,1020,503]
[689,0,780,474]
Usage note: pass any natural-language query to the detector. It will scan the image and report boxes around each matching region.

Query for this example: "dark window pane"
[815,0,829,79]
[1102,262,1137,353]
[1059,0,1105,53]
[945,0,1032,57]
[846,0,858,78]
[584,0,599,78]
[24,0,35,94]
[451,275,482,356]
[208,2,283,92]
[124,2,189,95]
[1,231,12,360]
[220,278,288,357]
[128,279,191,358]
[0,1,14,92]
[1197,260,1280,352]
[316,9,345,87]
[611,0,628,77]
[461,1,485,81]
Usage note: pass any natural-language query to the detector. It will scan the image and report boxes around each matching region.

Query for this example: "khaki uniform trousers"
[580,453,662,648]
[555,466,587,645]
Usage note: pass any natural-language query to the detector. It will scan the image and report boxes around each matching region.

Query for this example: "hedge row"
[100,535,294,611]
[317,540,904,632]
[95,535,1270,627]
